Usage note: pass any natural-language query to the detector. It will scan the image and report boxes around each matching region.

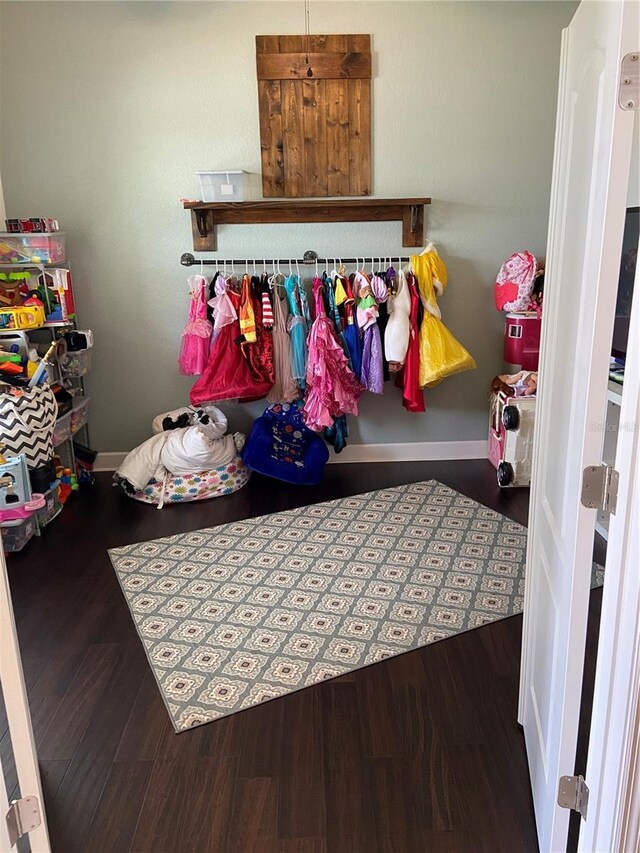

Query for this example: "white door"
[0,548,51,852]
[517,1,637,851]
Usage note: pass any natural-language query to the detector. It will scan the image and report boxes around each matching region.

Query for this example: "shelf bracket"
[402,204,424,248]
[190,210,217,252]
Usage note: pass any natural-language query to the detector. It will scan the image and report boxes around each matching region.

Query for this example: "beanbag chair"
[129,455,250,506]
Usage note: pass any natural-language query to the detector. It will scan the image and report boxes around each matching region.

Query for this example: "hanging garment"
[324,413,349,453]
[396,272,425,413]
[245,276,275,385]
[267,289,300,404]
[413,245,476,388]
[208,275,237,342]
[357,272,384,394]
[355,272,378,330]
[324,274,351,363]
[190,286,272,405]
[284,275,308,385]
[373,271,391,381]
[303,278,362,431]
[385,267,411,371]
[360,323,384,394]
[237,274,257,344]
[343,275,362,379]
[178,275,212,376]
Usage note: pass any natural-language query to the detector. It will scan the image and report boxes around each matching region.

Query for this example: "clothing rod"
[180,252,411,268]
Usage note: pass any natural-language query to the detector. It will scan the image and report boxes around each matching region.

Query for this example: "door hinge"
[5,796,41,848]
[558,775,590,821]
[619,52,639,110]
[581,465,619,514]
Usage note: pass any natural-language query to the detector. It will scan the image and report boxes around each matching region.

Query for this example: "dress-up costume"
[209,275,237,342]
[303,278,362,431]
[356,272,384,394]
[342,276,362,379]
[190,285,272,406]
[412,246,476,387]
[284,275,308,385]
[396,272,425,413]
[245,276,275,386]
[385,267,411,370]
[178,275,212,376]
[268,289,300,404]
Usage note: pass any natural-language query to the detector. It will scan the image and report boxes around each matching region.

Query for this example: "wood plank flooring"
[4,460,544,852]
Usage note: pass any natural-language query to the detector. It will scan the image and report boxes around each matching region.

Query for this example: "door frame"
[1,547,51,852]
[577,196,640,851]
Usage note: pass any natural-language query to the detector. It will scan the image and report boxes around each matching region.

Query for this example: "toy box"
[0,232,65,264]
[504,312,542,372]
[1,516,36,552]
[488,390,537,487]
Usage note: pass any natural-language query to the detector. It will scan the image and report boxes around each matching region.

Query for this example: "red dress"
[396,273,425,413]
[190,288,272,405]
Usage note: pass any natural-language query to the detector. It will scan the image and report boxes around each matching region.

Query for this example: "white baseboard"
[95,441,487,472]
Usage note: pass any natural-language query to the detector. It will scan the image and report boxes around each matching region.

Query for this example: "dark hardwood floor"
[4,460,542,852]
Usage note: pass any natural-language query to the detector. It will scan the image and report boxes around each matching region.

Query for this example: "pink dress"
[303,278,363,431]
[179,276,212,376]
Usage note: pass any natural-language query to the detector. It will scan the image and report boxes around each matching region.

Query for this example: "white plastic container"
[196,171,260,203]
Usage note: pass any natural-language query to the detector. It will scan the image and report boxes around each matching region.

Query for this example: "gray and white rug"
[108,480,578,732]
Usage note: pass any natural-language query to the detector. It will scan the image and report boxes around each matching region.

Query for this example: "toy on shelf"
[0,271,32,307]
[0,295,46,331]
[5,218,60,234]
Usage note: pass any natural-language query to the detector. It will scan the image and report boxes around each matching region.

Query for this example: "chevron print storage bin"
[0,386,57,469]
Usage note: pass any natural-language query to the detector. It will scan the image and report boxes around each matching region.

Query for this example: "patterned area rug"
[108,480,554,731]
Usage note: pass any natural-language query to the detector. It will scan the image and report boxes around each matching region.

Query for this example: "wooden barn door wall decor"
[256,35,372,198]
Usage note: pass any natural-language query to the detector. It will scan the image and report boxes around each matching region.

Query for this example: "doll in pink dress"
[303,278,362,431]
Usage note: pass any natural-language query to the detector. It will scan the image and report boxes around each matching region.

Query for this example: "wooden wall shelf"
[183,198,431,251]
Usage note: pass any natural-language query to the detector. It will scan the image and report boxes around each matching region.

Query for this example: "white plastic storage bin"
[196,171,260,202]
[70,396,90,435]
[53,412,72,447]
[61,347,92,378]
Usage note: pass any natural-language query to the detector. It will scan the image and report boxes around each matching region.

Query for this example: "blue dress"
[284,275,308,386]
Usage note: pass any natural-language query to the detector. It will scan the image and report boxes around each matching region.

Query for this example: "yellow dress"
[412,246,476,388]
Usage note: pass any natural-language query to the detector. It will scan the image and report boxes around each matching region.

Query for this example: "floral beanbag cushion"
[130,455,250,505]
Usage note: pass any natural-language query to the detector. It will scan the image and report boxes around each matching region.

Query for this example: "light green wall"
[0,1,576,452]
